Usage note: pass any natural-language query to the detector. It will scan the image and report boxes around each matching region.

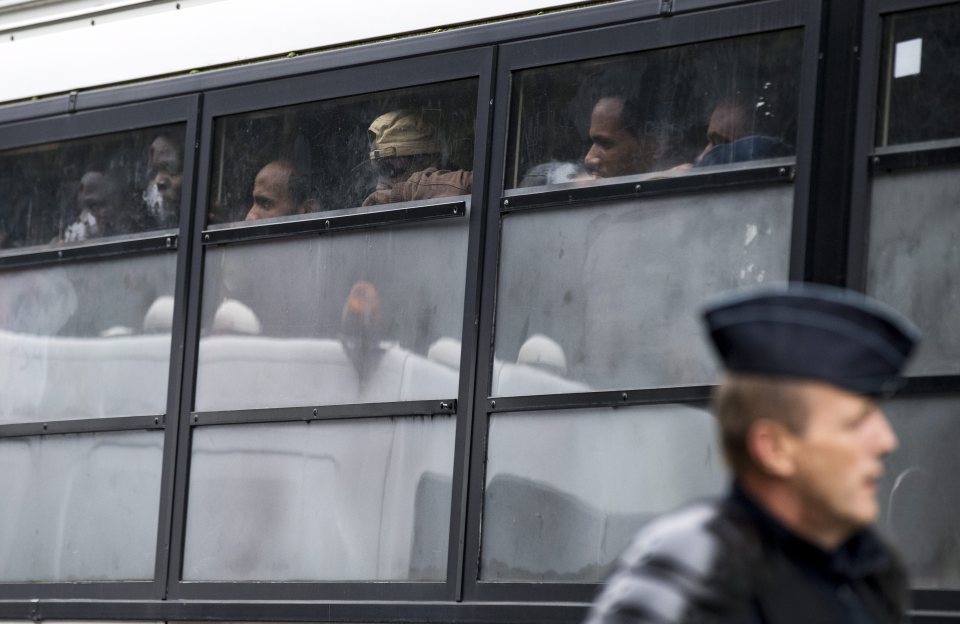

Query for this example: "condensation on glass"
[481,405,725,581]
[877,4,960,146]
[866,166,960,375]
[878,396,960,589]
[0,430,163,582]
[0,124,185,250]
[504,30,802,189]
[0,253,177,423]
[182,415,455,581]
[195,216,466,411]
[492,185,792,395]
[207,80,477,225]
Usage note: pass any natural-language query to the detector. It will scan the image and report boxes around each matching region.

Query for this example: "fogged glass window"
[0,430,163,581]
[879,396,960,589]
[0,124,185,249]
[183,416,454,581]
[482,405,725,581]
[208,80,476,224]
[877,4,960,146]
[493,185,792,395]
[866,166,960,375]
[0,253,176,422]
[505,30,801,189]
[195,217,466,411]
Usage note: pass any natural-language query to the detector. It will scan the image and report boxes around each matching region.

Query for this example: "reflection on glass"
[493,186,792,395]
[877,5,960,146]
[0,124,184,250]
[0,430,163,581]
[208,80,477,225]
[878,396,960,588]
[505,30,801,189]
[482,405,725,581]
[866,167,960,375]
[195,217,466,411]
[183,416,455,581]
[0,253,176,423]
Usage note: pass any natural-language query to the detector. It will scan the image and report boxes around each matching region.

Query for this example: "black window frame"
[464,0,820,603]
[849,0,960,610]
[166,46,495,602]
[0,93,200,600]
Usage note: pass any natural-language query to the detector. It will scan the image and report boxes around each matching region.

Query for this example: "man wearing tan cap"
[362,110,472,206]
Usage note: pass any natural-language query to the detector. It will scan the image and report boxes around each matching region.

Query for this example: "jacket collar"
[729,482,891,583]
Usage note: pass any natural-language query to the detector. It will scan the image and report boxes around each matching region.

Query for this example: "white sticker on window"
[894,38,923,78]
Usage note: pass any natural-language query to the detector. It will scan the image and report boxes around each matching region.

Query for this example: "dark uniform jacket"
[584,485,908,624]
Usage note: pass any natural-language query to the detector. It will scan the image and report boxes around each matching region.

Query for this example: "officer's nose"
[874,409,899,456]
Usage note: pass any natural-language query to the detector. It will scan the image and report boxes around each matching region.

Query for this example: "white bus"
[0,0,958,622]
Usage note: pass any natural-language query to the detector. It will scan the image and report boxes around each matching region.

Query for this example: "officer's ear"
[746,418,798,478]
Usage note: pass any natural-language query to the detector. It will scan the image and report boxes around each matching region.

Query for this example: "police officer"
[585,283,917,624]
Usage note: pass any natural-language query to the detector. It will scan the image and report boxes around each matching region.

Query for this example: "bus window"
[0,124,185,250]
[504,30,801,189]
[481,405,724,581]
[876,4,960,147]
[866,165,960,376]
[182,415,454,581]
[206,80,477,225]
[0,254,176,423]
[492,185,792,395]
[878,396,960,589]
[195,218,466,411]
[0,430,163,582]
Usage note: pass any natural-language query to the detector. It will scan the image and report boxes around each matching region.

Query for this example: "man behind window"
[362,110,472,206]
[585,283,917,623]
[245,159,318,221]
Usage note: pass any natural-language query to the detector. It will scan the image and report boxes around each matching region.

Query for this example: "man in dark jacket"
[585,283,918,623]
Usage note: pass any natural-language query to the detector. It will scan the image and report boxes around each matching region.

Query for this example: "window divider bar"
[201,199,467,246]
[0,232,178,271]
[190,399,458,427]
[500,163,795,213]
[876,0,957,15]
[488,386,713,413]
[0,414,163,439]
[901,375,960,395]
[0,597,592,622]
[870,142,960,173]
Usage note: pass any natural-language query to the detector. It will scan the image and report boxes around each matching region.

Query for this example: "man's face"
[785,381,898,537]
[696,103,749,163]
[245,161,301,221]
[146,136,183,205]
[78,171,119,217]
[584,97,650,178]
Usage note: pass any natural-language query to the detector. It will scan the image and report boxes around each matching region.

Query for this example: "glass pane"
[0,124,185,250]
[0,430,163,581]
[482,405,725,581]
[183,416,455,581]
[878,396,960,589]
[866,166,960,375]
[195,218,465,411]
[208,80,476,225]
[0,253,176,423]
[505,29,801,189]
[493,185,792,395]
[877,5,960,146]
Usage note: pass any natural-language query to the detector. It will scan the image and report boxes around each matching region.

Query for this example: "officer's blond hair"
[712,375,809,474]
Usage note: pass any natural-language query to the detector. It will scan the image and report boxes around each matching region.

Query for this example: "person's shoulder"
[585,499,763,624]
